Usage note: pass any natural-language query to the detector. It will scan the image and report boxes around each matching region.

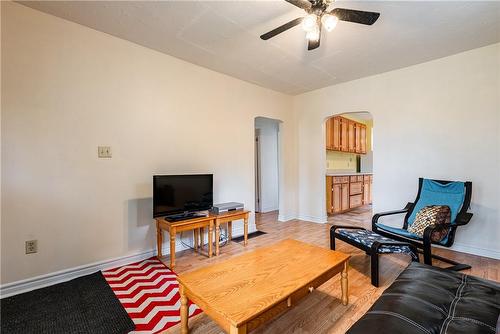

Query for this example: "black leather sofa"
[347,262,500,334]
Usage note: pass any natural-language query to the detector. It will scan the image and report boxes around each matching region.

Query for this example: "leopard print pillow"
[408,205,451,242]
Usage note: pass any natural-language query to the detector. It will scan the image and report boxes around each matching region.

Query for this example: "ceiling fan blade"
[307,27,321,51]
[260,17,303,40]
[329,8,380,25]
[285,0,312,11]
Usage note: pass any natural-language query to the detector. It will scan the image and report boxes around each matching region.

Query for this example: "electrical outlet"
[98,146,112,158]
[25,240,37,254]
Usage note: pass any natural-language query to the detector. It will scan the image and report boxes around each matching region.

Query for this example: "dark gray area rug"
[232,230,267,242]
[1,272,135,334]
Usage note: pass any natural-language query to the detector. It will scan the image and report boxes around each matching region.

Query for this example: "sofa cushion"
[347,262,500,334]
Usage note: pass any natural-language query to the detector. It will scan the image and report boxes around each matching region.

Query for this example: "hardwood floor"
[163,207,500,334]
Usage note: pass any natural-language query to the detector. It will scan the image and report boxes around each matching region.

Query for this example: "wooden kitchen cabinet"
[332,117,340,151]
[326,176,333,214]
[332,184,342,213]
[347,120,356,153]
[327,174,373,215]
[326,116,367,154]
[325,118,333,150]
[354,123,361,153]
[341,183,349,211]
[349,181,363,195]
[327,176,350,214]
[363,180,370,205]
[360,124,367,154]
[340,118,349,152]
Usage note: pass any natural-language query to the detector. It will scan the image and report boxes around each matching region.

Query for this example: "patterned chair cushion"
[337,229,419,260]
[407,205,451,242]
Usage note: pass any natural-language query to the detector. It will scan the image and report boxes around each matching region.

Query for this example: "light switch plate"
[98,146,112,158]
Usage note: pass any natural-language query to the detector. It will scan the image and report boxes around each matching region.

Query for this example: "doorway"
[324,112,373,222]
[254,117,280,214]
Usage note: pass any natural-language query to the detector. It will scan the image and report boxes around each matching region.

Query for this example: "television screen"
[153,174,213,218]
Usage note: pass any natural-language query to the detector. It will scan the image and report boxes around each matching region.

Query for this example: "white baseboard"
[0,249,156,299]
[0,223,258,299]
[296,214,328,224]
[278,213,297,222]
[261,207,279,213]
[449,242,500,260]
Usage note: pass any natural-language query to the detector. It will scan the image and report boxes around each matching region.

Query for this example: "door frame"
[254,128,262,213]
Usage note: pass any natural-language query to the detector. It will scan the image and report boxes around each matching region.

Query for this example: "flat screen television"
[153,174,213,219]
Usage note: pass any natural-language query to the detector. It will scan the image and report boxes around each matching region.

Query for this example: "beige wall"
[0,2,297,284]
[2,1,499,286]
[294,43,500,258]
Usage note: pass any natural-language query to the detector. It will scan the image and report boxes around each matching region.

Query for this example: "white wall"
[255,117,279,213]
[0,2,297,284]
[2,1,499,288]
[294,43,500,258]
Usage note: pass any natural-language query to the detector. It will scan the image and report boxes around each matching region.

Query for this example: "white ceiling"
[19,1,500,95]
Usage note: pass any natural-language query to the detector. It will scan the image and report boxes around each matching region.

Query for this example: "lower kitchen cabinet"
[363,175,373,205]
[326,174,372,215]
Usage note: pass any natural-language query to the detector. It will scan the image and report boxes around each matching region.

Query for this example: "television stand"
[155,210,250,269]
[165,212,206,222]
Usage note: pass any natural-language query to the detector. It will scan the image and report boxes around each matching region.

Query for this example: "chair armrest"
[422,212,472,245]
[330,225,367,234]
[423,211,473,237]
[372,202,413,231]
[455,212,473,225]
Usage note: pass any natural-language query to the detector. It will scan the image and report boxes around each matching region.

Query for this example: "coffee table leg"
[180,284,189,334]
[230,324,247,334]
[341,261,349,305]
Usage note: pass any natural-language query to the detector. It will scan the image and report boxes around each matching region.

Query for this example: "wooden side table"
[213,210,250,256]
[155,210,251,268]
[155,216,214,269]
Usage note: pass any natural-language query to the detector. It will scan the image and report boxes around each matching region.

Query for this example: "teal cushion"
[375,223,421,240]
[408,179,465,227]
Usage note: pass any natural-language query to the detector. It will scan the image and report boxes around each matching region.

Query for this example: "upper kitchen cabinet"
[326,117,342,151]
[347,120,356,153]
[326,116,368,154]
[359,124,367,154]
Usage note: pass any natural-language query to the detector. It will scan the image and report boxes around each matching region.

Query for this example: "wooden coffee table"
[177,239,350,334]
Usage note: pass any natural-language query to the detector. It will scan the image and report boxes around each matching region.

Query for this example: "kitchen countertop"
[326,172,373,176]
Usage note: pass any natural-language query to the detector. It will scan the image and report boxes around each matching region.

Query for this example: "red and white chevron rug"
[103,257,202,333]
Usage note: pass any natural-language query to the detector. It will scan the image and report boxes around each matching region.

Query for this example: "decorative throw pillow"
[407,205,451,242]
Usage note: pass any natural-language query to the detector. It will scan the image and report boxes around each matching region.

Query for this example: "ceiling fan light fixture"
[302,14,318,32]
[305,27,320,41]
[321,14,338,32]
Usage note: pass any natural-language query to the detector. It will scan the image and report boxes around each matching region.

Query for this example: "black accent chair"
[372,178,473,271]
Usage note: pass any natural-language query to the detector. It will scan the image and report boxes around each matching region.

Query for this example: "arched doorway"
[324,112,373,224]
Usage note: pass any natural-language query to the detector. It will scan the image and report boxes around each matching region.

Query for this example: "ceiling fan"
[260,0,380,51]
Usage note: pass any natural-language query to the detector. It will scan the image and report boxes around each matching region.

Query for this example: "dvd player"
[210,202,244,215]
